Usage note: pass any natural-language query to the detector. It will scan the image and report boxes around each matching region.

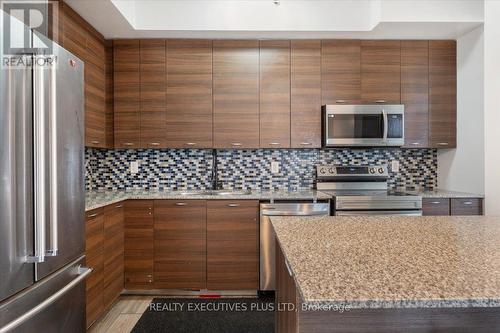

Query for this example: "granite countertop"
[271,215,500,309]
[85,189,331,211]
[411,189,484,199]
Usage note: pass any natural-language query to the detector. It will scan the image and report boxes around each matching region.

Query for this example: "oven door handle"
[382,109,388,142]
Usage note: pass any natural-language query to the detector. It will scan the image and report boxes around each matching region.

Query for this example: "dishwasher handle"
[261,210,329,216]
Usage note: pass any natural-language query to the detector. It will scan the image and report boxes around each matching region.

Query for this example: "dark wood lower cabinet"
[154,200,207,290]
[124,200,154,289]
[422,198,450,216]
[451,198,483,216]
[85,208,105,328]
[207,200,260,290]
[103,203,124,309]
[423,197,483,216]
[276,241,298,333]
[86,203,124,329]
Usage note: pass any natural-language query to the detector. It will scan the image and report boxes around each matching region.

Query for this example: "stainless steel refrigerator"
[0,9,89,333]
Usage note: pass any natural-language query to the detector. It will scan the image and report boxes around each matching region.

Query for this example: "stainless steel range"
[317,165,422,216]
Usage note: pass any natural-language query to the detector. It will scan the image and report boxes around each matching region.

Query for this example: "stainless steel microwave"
[322,104,405,147]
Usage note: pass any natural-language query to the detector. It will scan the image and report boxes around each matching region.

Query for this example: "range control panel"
[316,165,389,178]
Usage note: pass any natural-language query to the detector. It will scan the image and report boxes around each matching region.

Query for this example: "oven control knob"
[378,167,385,174]
[328,168,335,174]
[369,168,375,174]
[320,168,326,174]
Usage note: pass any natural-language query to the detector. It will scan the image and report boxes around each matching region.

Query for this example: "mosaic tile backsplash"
[85,148,437,191]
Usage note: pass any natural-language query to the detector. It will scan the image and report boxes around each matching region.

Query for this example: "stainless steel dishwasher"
[260,202,330,291]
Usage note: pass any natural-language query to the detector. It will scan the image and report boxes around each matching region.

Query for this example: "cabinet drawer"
[451,198,483,216]
[422,198,450,216]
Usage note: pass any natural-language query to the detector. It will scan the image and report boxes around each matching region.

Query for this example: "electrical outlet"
[130,161,139,174]
[391,160,400,173]
[271,161,280,174]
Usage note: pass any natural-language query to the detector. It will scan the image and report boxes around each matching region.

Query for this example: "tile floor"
[88,296,153,333]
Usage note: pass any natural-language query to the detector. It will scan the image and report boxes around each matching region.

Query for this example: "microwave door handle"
[382,109,388,141]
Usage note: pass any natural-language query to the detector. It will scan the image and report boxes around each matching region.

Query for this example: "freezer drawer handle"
[0,266,92,333]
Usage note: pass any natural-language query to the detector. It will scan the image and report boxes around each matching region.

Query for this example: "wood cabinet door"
[451,198,483,216]
[85,60,106,148]
[321,40,361,105]
[429,40,457,148]
[124,200,154,289]
[259,40,291,148]
[114,40,140,148]
[401,40,429,148]
[422,198,450,216]
[207,200,259,290]
[166,40,213,148]
[290,40,322,148]
[85,208,104,328]
[140,40,167,148]
[105,42,114,148]
[361,40,401,104]
[213,40,260,148]
[276,241,298,333]
[103,202,124,310]
[154,200,207,290]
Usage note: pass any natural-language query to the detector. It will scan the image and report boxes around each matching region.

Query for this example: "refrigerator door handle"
[47,56,58,257]
[0,266,92,333]
[27,55,47,264]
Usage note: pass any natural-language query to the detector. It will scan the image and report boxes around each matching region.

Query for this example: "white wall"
[483,0,500,215]
[437,26,484,195]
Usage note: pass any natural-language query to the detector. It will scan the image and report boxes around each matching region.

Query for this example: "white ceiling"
[64,0,484,39]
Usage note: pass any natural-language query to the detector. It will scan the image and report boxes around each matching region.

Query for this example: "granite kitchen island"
[271,216,500,333]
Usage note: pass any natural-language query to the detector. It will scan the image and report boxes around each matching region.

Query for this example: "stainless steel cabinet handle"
[149,142,160,146]
[411,142,421,145]
[269,142,280,146]
[231,142,242,147]
[335,100,347,104]
[115,204,124,208]
[86,213,100,218]
[186,142,196,146]
[176,202,187,206]
[0,266,92,333]
[285,260,293,277]
[462,201,473,205]
[429,201,442,204]
[375,100,387,103]
[437,142,449,146]
[91,140,100,144]
[123,142,134,146]
[227,203,240,207]
[300,142,312,146]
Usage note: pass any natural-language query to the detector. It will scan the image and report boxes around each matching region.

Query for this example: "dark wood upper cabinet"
[401,40,429,148]
[114,40,140,72]
[207,200,259,290]
[429,40,457,148]
[321,40,361,105]
[361,40,401,104]
[213,40,260,148]
[114,40,140,148]
[259,40,291,148]
[166,39,213,148]
[104,42,114,148]
[154,200,207,290]
[290,40,322,148]
[140,40,167,148]
[124,200,154,289]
